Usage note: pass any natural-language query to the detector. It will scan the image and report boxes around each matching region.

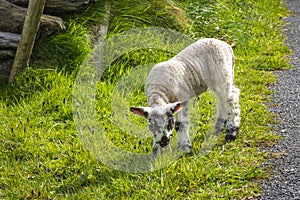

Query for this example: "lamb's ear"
[130,107,149,118]
[169,101,189,114]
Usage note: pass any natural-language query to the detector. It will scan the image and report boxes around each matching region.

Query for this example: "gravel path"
[256,0,300,199]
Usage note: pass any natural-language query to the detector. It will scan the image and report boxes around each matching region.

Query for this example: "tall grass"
[108,0,189,34]
[32,0,189,74]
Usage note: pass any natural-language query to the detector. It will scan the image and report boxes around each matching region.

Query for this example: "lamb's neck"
[147,91,170,107]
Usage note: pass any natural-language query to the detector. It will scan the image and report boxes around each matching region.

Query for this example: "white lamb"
[130,38,240,156]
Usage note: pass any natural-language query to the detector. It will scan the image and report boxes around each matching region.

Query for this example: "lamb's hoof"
[151,145,171,158]
[225,127,239,142]
[177,144,192,153]
[225,134,237,142]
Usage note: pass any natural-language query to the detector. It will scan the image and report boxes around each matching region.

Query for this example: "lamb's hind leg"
[175,106,192,153]
[225,86,240,141]
[212,85,240,140]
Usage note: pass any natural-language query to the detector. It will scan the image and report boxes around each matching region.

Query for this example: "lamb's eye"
[166,117,175,131]
[148,118,153,125]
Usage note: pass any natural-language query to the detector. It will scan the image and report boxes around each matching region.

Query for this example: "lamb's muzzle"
[158,135,170,148]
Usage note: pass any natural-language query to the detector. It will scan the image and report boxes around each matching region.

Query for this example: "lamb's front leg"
[175,107,192,153]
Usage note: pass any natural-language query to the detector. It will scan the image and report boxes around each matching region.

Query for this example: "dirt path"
[257,0,300,199]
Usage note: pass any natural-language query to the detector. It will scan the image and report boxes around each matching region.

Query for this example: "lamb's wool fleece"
[146,38,235,107]
[131,38,240,154]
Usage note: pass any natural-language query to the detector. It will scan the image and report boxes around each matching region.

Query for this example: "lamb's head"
[130,101,187,155]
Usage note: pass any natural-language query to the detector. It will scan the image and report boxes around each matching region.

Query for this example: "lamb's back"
[145,38,234,104]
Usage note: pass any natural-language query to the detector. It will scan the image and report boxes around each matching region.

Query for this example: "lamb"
[130,38,240,156]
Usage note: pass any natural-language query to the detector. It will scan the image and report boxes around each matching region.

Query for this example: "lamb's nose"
[159,135,170,147]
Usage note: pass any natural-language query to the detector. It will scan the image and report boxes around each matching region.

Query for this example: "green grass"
[0,0,291,199]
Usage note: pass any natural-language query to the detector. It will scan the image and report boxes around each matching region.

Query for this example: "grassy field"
[0,0,291,199]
